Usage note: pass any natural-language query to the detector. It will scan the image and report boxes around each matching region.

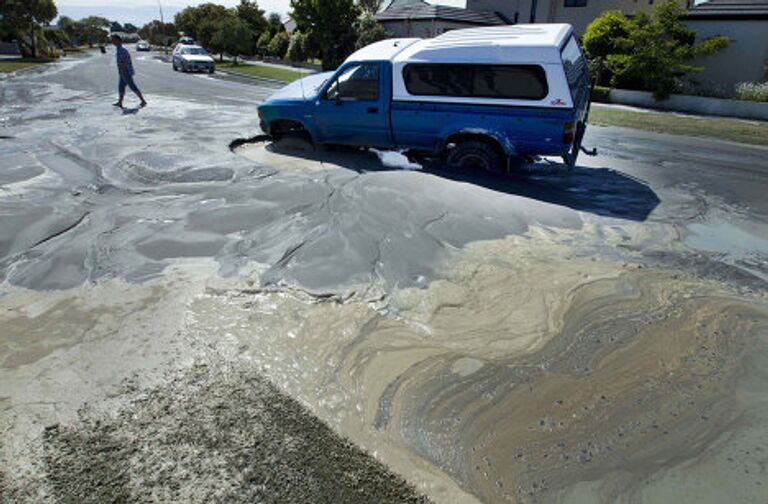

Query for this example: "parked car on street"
[172,45,215,74]
[258,24,592,170]
[136,40,151,51]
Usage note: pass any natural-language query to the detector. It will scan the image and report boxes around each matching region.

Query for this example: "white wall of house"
[468,0,688,35]
[685,19,768,96]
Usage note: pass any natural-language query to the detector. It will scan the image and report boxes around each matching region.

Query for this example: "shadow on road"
[255,135,660,222]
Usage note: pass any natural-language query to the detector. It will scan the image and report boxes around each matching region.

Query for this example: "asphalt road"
[1,49,768,504]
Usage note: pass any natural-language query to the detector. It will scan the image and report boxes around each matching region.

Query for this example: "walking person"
[112,34,147,109]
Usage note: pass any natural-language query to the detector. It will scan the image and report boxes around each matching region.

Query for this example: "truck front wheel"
[446,140,505,173]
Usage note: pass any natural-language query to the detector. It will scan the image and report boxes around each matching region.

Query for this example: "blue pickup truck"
[258,24,591,171]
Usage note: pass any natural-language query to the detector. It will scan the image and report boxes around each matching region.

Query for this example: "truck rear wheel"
[446,140,505,173]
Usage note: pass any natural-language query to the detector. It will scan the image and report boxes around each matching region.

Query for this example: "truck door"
[313,62,390,147]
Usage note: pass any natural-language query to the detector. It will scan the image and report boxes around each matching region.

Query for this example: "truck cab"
[258,24,591,170]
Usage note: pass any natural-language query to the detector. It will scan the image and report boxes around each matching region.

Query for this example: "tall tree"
[175,3,230,48]
[236,0,268,35]
[110,21,124,33]
[79,16,111,47]
[355,15,389,49]
[211,16,254,62]
[290,0,361,70]
[57,15,79,45]
[267,12,284,35]
[358,0,384,16]
[0,0,58,58]
[139,20,177,46]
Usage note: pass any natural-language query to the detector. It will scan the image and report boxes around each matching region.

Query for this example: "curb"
[214,69,287,86]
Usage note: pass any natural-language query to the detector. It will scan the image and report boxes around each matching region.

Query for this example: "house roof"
[375,3,508,26]
[381,0,428,10]
[686,0,768,19]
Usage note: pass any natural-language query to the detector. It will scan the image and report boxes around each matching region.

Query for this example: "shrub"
[355,15,389,50]
[735,82,768,103]
[267,31,289,58]
[591,85,611,103]
[256,30,272,56]
[584,0,729,100]
[286,31,307,62]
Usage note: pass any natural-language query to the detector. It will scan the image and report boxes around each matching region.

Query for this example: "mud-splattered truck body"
[258,24,590,170]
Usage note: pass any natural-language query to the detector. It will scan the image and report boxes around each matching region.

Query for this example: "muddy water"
[190,228,768,503]
[3,54,768,503]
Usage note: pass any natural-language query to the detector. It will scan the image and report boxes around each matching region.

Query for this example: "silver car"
[172,45,215,74]
[136,40,151,51]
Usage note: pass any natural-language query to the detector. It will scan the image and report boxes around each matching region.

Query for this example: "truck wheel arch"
[267,119,311,141]
[442,132,510,171]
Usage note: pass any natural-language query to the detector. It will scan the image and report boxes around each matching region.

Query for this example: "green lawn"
[590,104,768,147]
[0,58,55,73]
[217,62,304,82]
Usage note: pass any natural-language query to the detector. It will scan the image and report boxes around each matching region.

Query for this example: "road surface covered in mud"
[1,51,768,503]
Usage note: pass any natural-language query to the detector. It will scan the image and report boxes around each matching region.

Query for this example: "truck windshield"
[561,36,588,104]
[182,48,208,55]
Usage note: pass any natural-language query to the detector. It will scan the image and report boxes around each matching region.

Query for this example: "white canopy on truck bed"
[393,24,573,65]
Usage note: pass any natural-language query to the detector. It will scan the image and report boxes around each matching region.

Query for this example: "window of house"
[325,64,379,101]
[402,64,548,100]
[564,0,588,7]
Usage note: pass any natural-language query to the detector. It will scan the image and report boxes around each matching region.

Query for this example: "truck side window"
[403,64,548,100]
[325,64,379,102]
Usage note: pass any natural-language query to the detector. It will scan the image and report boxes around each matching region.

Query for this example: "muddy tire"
[446,140,505,173]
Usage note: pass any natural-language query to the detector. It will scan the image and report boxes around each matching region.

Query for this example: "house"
[375,0,509,38]
[684,0,768,95]
[467,0,690,35]
[0,41,22,59]
[283,16,297,34]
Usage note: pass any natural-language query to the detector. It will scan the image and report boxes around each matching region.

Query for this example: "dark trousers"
[118,73,141,95]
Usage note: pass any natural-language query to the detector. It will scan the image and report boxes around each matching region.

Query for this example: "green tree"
[286,31,308,62]
[355,15,389,50]
[79,16,111,47]
[139,20,177,46]
[175,3,230,48]
[267,12,284,34]
[290,0,361,70]
[358,0,384,16]
[267,31,290,58]
[57,15,79,45]
[236,0,268,51]
[0,0,58,58]
[237,0,268,34]
[256,30,272,56]
[45,28,71,50]
[123,23,139,33]
[110,21,123,33]
[584,1,729,99]
[211,16,255,63]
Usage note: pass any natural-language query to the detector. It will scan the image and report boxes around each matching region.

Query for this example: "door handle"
[367,107,379,114]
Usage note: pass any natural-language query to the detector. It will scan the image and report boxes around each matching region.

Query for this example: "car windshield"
[182,48,207,55]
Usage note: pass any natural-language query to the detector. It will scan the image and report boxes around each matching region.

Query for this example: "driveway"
[1,49,767,503]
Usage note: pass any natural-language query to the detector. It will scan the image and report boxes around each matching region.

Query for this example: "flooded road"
[1,51,767,503]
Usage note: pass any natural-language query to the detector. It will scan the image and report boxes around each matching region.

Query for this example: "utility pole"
[158,0,167,53]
